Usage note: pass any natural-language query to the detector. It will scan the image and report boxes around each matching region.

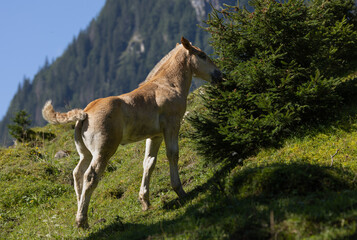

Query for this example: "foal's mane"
[139,44,181,86]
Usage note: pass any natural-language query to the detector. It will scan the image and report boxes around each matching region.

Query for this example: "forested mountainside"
[0,0,241,145]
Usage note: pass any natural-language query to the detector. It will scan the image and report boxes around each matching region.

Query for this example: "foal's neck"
[164,50,193,98]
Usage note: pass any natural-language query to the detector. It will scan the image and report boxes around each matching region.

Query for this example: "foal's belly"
[120,131,162,145]
[120,119,162,145]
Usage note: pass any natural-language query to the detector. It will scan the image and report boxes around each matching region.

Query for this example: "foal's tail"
[42,100,87,124]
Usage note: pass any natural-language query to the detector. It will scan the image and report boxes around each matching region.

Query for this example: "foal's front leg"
[164,129,186,198]
[139,136,163,210]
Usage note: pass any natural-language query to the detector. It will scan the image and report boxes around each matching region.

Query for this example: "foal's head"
[181,37,222,84]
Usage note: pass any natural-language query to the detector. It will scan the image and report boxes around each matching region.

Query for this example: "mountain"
[0,0,240,145]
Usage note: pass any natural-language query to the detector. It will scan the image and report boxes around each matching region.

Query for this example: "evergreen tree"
[189,0,357,162]
[8,110,33,143]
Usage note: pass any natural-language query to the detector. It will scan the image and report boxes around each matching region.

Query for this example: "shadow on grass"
[163,160,239,211]
[85,162,357,239]
[229,162,357,197]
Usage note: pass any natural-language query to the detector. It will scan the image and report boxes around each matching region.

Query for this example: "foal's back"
[81,80,164,147]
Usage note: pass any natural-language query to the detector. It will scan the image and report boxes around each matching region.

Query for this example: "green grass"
[2,92,357,239]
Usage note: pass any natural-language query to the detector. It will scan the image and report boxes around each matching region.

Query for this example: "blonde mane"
[140,44,181,86]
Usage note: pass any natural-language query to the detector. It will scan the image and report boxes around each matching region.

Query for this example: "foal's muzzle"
[211,70,223,85]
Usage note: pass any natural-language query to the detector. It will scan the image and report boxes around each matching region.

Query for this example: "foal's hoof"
[141,201,150,211]
[76,218,89,229]
[139,198,150,211]
[177,189,187,199]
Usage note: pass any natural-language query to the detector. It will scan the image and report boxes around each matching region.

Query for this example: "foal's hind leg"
[75,152,112,228]
[73,121,92,205]
[139,136,163,210]
[164,128,186,198]
[73,150,92,205]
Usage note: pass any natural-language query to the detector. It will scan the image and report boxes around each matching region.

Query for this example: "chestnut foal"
[42,37,222,228]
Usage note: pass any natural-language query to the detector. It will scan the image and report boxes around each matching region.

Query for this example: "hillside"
[2,0,357,239]
[2,90,357,239]
[0,0,240,146]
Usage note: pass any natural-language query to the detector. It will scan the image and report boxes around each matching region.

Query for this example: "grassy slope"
[1,91,357,239]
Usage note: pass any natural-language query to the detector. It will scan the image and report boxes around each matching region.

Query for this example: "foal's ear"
[181,37,192,51]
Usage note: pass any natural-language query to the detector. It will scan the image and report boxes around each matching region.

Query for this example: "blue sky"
[0,0,106,119]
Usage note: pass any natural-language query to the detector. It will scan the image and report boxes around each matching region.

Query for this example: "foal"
[42,37,222,228]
